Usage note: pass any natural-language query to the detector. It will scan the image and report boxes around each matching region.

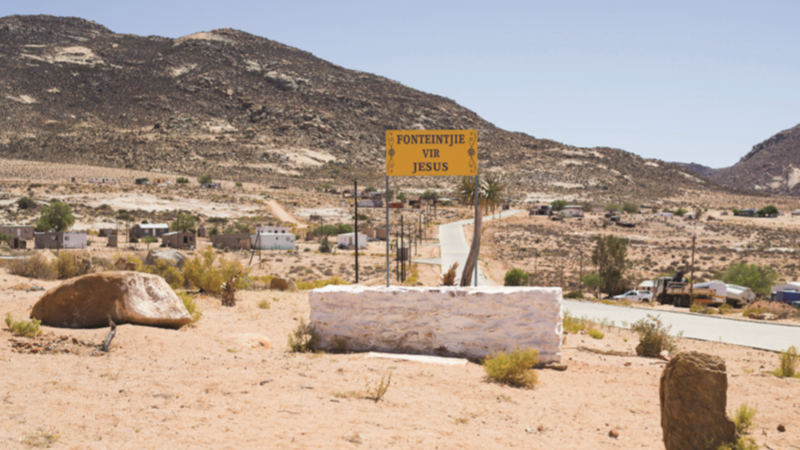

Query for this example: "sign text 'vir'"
[386,130,478,176]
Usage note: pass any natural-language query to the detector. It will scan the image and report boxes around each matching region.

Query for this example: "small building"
[152,178,171,186]
[792,210,800,217]
[562,205,584,218]
[358,199,383,208]
[107,234,118,247]
[197,226,207,238]
[162,231,196,249]
[211,233,251,251]
[683,213,697,220]
[637,280,656,293]
[770,282,800,296]
[337,232,368,250]
[0,225,34,240]
[734,209,756,217]
[10,237,26,249]
[657,212,674,218]
[130,223,170,239]
[256,226,290,234]
[251,232,296,251]
[34,231,88,249]
[135,178,150,185]
[89,177,117,185]
[388,202,403,209]
[201,182,222,189]
[409,199,426,208]
[530,205,552,216]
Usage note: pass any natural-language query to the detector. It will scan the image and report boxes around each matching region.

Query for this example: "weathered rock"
[608,429,619,438]
[778,424,786,432]
[144,248,186,269]
[31,272,191,329]
[113,257,137,271]
[660,352,736,450]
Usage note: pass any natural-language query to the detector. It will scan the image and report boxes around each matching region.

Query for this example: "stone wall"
[309,286,563,363]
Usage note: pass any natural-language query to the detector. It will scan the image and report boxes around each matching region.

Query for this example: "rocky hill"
[707,124,800,195]
[675,162,718,179]
[0,14,721,198]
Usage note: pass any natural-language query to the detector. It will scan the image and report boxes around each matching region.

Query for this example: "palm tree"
[456,173,506,286]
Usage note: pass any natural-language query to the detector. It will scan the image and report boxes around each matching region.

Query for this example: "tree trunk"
[460,208,483,286]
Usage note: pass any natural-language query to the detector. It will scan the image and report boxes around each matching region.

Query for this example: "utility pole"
[578,250,583,289]
[400,215,405,282]
[354,179,359,284]
[689,235,696,302]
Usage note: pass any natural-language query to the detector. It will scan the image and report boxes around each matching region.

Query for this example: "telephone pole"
[354,179,359,284]
[689,235,696,302]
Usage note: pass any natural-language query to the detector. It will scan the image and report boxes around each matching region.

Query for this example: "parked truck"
[654,272,717,308]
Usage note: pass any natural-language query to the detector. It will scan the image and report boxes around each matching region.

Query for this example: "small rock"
[777,424,786,432]
[624,362,632,367]
[545,363,568,371]
[659,350,671,361]
[609,429,619,438]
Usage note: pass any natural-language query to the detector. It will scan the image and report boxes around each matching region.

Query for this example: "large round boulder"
[144,248,186,269]
[31,272,192,329]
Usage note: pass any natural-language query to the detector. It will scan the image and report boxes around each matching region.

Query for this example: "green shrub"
[674,207,688,217]
[630,314,678,357]
[288,319,320,352]
[198,174,213,184]
[16,196,38,210]
[483,347,539,389]
[319,236,332,253]
[183,247,250,295]
[564,290,584,299]
[718,303,733,314]
[731,403,757,435]
[176,177,189,184]
[715,262,778,297]
[4,313,42,338]
[178,291,202,323]
[622,202,639,214]
[143,259,185,290]
[365,371,392,402]
[563,311,586,334]
[550,200,567,211]
[716,437,759,450]
[257,299,270,309]
[773,345,799,378]
[504,268,529,286]
[588,328,605,339]
[295,276,348,290]
[235,182,243,188]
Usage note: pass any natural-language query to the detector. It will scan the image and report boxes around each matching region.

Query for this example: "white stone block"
[309,286,563,363]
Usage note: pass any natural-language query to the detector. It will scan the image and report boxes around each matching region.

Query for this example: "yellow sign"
[386,130,478,176]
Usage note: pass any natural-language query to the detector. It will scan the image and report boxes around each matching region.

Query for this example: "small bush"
[442,262,459,286]
[564,290,584,299]
[630,314,678,357]
[178,291,202,323]
[773,345,799,378]
[718,303,733,315]
[54,251,93,279]
[731,403,757,435]
[483,347,539,389]
[690,302,716,314]
[504,268,529,286]
[318,236,332,253]
[288,319,320,352]
[7,253,56,280]
[4,313,42,338]
[143,259,185,290]
[257,299,270,309]
[716,437,759,450]
[16,197,38,210]
[176,177,189,184]
[588,328,605,339]
[563,311,586,334]
[183,247,250,295]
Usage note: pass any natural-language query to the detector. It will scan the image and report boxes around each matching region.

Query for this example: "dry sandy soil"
[1,271,798,450]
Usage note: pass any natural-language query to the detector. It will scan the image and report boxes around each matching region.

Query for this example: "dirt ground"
[1,271,797,449]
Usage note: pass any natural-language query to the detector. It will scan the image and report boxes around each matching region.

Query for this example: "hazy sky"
[4,0,799,168]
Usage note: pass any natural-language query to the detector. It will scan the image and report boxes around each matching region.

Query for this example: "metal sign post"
[385,130,478,287]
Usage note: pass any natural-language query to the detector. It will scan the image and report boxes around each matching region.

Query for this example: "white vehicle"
[613,290,654,302]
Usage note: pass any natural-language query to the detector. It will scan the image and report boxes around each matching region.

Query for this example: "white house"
[562,205,584,218]
[251,232,296,251]
[255,226,291,234]
[337,232,368,249]
[771,282,800,295]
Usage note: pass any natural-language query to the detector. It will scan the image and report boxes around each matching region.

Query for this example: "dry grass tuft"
[773,345,800,378]
[631,314,678,357]
[442,262,459,286]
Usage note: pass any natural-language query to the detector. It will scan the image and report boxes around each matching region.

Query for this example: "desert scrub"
[716,437,759,450]
[295,276,349,290]
[7,253,56,280]
[630,314,678,357]
[562,311,586,334]
[718,303,733,314]
[178,291,202,323]
[588,328,605,339]
[257,299,270,309]
[54,251,93,279]
[564,290,584,299]
[143,259,184,289]
[730,403,757,435]
[183,247,250,295]
[690,302,716,314]
[773,345,799,378]
[288,319,320,352]
[483,347,539,389]
[4,313,43,338]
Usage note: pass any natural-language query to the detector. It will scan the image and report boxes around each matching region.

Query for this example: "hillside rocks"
[659,352,736,450]
[0,14,718,198]
[145,248,186,269]
[31,272,192,329]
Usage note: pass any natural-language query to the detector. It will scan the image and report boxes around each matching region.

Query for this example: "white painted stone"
[309,286,563,363]
[365,352,469,366]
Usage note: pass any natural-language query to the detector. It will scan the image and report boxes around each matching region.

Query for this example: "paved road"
[438,210,524,286]
[563,300,800,352]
